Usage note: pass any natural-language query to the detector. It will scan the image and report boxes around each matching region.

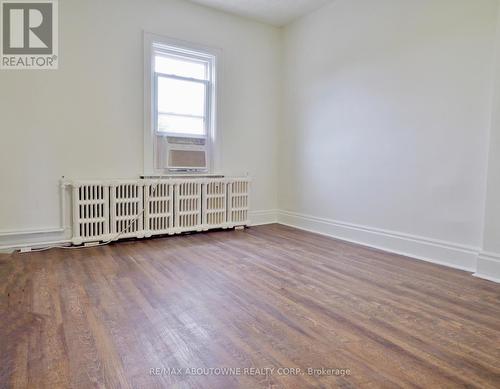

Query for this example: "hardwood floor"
[1,224,499,388]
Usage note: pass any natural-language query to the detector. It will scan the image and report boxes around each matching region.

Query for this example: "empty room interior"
[2,0,500,387]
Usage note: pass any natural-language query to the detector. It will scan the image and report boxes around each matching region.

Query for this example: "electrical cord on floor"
[27,179,162,252]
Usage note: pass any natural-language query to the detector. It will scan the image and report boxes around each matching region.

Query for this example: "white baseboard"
[0,228,70,252]
[249,209,278,226]
[0,210,278,252]
[0,239,72,254]
[474,252,500,283]
[277,210,479,273]
[2,208,498,285]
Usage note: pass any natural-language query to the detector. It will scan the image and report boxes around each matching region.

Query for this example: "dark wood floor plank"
[1,224,500,388]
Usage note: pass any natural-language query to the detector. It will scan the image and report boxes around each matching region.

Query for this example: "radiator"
[70,177,250,245]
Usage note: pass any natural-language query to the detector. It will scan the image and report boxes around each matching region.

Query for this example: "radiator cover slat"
[70,177,250,245]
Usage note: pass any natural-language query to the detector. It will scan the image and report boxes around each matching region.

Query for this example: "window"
[155,51,209,137]
[144,34,218,174]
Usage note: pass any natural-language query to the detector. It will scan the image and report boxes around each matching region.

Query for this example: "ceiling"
[188,0,333,26]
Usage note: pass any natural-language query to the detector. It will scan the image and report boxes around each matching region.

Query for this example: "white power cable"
[28,179,162,252]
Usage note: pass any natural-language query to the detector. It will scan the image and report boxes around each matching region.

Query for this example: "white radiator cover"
[70,177,250,245]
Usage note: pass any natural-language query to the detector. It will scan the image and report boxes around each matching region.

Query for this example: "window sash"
[153,44,213,70]
[154,73,210,137]
[157,113,206,137]
[154,52,209,81]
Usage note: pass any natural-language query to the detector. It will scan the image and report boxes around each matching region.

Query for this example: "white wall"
[477,4,500,281]
[280,0,498,270]
[0,0,281,246]
[482,137,500,255]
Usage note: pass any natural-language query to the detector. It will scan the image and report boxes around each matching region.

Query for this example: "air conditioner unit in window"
[163,136,208,172]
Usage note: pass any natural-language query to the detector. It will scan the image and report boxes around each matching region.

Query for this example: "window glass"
[157,114,205,136]
[155,55,207,80]
[157,76,206,118]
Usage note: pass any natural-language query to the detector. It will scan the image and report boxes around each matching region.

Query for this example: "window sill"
[141,173,225,179]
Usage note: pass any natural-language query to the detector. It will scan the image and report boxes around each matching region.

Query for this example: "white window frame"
[144,32,221,175]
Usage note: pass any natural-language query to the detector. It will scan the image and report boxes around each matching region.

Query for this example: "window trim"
[143,32,221,175]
